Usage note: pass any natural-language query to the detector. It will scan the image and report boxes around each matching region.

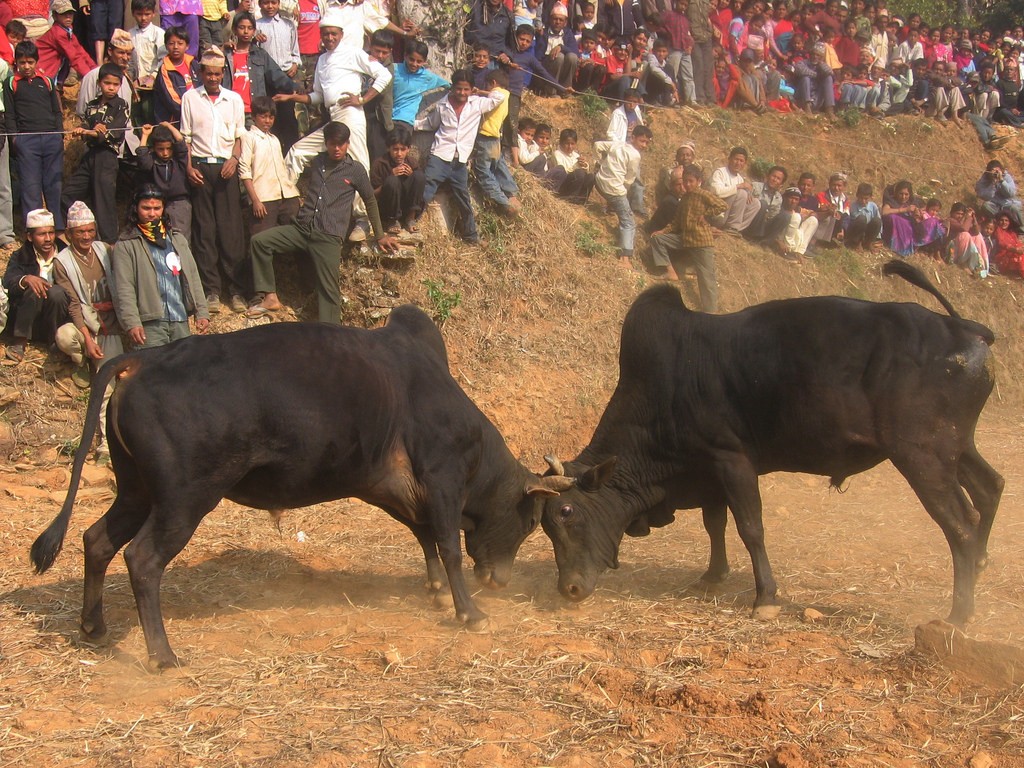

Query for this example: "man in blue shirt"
[391,40,450,127]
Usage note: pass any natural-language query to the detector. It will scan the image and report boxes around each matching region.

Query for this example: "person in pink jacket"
[33,0,95,86]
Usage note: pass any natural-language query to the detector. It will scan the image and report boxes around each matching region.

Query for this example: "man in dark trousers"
[2,208,69,362]
[181,44,247,314]
[246,121,398,324]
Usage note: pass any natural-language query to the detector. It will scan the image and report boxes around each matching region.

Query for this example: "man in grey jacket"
[112,185,209,349]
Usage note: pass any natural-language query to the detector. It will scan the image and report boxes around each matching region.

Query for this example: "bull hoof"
[945,610,975,628]
[79,622,108,643]
[465,616,490,633]
[145,653,183,673]
[431,590,455,610]
[751,604,782,620]
[425,579,446,593]
[700,567,730,584]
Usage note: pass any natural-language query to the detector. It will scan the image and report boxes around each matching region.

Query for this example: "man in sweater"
[708,145,761,234]
[34,0,95,86]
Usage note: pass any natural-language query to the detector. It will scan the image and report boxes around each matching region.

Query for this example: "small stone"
[969,751,995,768]
[382,647,402,668]
[802,608,824,623]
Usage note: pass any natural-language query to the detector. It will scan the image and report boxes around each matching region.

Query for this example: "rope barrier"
[0,59,995,172]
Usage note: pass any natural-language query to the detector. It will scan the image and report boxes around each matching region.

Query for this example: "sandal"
[403,218,420,233]
[385,221,401,235]
[5,343,25,363]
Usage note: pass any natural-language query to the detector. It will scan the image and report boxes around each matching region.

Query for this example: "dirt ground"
[3,97,1024,767]
[0,405,1021,767]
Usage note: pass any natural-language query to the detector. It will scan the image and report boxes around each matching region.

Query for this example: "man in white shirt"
[181,45,248,314]
[709,146,761,234]
[413,70,506,245]
[593,125,653,267]
[257,0,300,76]
[277,7,392,181]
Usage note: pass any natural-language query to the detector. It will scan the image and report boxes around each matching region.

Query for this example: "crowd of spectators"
[462,0,1024,150]
[0,0,1022,466]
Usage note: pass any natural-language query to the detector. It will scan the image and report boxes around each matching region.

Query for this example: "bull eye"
[559,504,573,521]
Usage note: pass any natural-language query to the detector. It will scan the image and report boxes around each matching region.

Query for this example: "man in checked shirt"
[645,164,726,312]
[246,121,398,323]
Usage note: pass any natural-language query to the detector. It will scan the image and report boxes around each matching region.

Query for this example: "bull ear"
[525,475,576,496]
[579,457,618,492]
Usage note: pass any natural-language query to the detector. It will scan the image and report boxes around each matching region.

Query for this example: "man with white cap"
[53,201,122,383]
[276,7,391,194]
[536,4,578,95]
[180,44,248,314]
[1,208,70,363]
[75,28,140,155]
[53,202,123,460]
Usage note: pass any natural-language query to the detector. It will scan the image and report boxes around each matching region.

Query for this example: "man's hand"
[392,163,412,177]
[376,235,400,253]
[221,157,239,179]
[84,334,104,360]
[188,165,205,186]
[128,326,146,346]
[252,199,267,218]
[195,317,210,334]
[286,63,298,78]
[23,275,50,298]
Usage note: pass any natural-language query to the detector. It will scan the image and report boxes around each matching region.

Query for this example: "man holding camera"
[976,160,1023,228]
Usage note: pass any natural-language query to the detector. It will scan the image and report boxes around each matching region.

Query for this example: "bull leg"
[700,502,730,583]
[383,512,446,593]
[436,533,488,630]
[80,477,151,642]
[893,453,980,626]
[716,456,779,618]
[122,505,209,672]
[957,444,1004,573]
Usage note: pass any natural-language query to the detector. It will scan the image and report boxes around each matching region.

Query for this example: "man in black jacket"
[2,208,69,362]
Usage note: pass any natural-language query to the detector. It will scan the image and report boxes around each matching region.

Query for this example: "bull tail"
[882,260,995,345]
[30,354,138,574]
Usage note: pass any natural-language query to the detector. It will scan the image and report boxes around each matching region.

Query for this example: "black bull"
[541,260,1004,625]
[30,306,572,671]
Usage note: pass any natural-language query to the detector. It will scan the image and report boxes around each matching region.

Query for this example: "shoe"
[348,219,370,242]
[4,343,25,362]
[71,363,91,389]
[229,295,247,313]
[206,295,223,314]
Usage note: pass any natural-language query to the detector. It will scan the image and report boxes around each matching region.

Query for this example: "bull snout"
[558,573,595,602]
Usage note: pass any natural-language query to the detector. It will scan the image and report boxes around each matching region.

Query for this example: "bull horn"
[544,454,565,476]
[525,475,577,496]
